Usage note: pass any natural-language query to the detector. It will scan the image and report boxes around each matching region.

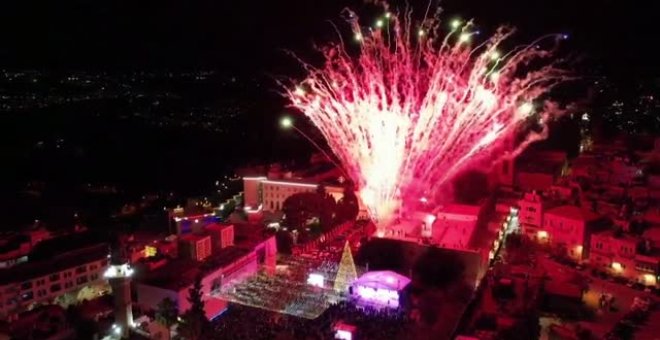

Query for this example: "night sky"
[1,0,659,80]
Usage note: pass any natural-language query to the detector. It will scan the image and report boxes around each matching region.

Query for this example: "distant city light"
[451,19,461,29]
[354,33,363,41]
[375,19,384,28]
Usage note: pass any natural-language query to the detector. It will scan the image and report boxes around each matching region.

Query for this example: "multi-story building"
[590,230,638,275]
[432,204,485,250]
[180,234,212,262]
[0,236,31,269]
[136,236,277,317]
[589,230,660,287]
[260,178,322,212]
[0,240,109,321]
[515,151,568,192]
[206,223,234,250]
[542,205,604,261]
[243,176,364,216]
[518,191,552,239]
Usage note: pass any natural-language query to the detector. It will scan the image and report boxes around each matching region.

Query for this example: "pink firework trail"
[284,8,570,230]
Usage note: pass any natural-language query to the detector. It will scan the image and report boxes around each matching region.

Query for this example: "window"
[64,282,73,289]
[20,292,33,302]
[100,260,108,267]
[20,282,32,290]
[89,264,97,271]
[76,276,88,285]
[36,289,47,298]
[50,284,61,293]
[36,279,45,286]
[49,274,60,282]
[75,266,87,274]
[90,273,99,281]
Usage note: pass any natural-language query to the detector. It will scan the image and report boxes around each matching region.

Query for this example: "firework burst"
[284,6,570,231]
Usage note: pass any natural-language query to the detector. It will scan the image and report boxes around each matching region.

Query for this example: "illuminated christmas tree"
[334,242,358,293]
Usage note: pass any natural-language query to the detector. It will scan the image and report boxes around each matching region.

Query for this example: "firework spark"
[284,8,570,231]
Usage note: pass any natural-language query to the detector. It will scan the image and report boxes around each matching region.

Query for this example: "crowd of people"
[219,270,333,319]
[211,301,412,340]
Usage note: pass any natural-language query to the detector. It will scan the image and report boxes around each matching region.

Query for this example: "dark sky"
[1,0,659,79]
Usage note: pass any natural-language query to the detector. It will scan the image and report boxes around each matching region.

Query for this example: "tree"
[219,200,236,219]
[66,305,99,340]
[155,297,178,338]
[495,311,540,340]
[275,230,294,255]
[334,242,358,293]
[413,249,465,289]
[282,192,322,228]
[178,275,209,340]
[282,190,338,232]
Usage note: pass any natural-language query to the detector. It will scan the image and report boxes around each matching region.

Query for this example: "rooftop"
[0,243,108,285]
[142,246,250,291]
[353,270,411,291]
[545,205,600,222]
[206,223,233,233]
[233,223,273,249]
[437,203,482,217]
[643,226,660,242]
[593,229,639,243]
[180,233,211,242]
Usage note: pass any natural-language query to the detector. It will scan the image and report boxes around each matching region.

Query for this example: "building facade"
[589,230,660,287]
[0,244,110,320]
[518,191,545,239]
[206,223,235,250]
[542,205,603,261]
[180,234,212,262]
[136,236,277,316]
[243,176,351,213]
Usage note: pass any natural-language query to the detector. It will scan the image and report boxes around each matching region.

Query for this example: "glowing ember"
[283,7,570,231]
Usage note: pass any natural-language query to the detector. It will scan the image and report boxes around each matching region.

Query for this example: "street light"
[280,116,349,178]
[281,116,293,128]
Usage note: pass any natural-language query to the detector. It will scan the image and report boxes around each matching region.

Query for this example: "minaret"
[105,236,134,339]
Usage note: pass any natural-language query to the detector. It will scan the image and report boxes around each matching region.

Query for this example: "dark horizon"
[0,0,659,81]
